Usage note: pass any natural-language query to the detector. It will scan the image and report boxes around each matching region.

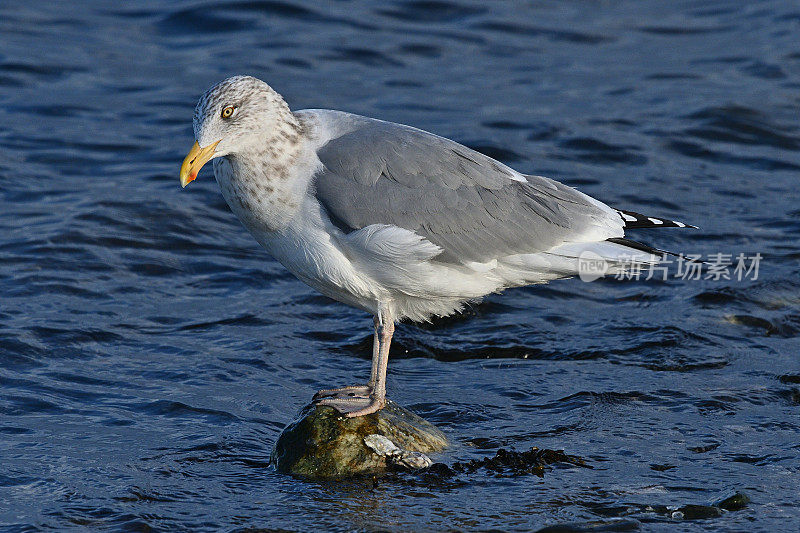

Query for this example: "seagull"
[179,75,694,418]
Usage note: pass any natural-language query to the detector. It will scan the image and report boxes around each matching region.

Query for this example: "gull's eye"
[221,106,236,119]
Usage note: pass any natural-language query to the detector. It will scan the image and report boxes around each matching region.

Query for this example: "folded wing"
[308,111,624,264]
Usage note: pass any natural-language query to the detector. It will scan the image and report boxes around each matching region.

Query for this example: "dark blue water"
[2,1,799,531]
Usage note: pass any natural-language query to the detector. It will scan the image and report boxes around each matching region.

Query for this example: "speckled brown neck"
[213,112,313,233]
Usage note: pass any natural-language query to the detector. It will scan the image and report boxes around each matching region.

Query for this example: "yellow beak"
[179,140,220,188]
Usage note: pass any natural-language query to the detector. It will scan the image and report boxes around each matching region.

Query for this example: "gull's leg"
[368,315,380,387]
[344,310,394,418]
[312,316,381,402]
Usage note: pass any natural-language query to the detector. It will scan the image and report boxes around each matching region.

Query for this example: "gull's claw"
[314,394,386,417]
[313,385,373,401]
[344,397,386,418]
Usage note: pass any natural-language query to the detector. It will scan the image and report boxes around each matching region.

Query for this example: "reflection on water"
[1,0,799,530]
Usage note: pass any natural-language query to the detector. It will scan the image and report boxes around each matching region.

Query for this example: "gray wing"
[309,111,623,263]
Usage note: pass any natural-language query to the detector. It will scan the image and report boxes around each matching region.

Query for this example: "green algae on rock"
[272,400,448,478]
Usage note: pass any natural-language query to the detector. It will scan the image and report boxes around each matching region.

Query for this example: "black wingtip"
[607,237,710,265]
[616,209,697,230]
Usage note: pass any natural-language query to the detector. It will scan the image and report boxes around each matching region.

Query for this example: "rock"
[712,491,749,511]
[272,400,448,478]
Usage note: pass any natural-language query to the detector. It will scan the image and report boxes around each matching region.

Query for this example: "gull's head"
[179,75,290,187]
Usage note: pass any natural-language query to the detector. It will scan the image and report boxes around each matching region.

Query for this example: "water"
[1,1,799,531]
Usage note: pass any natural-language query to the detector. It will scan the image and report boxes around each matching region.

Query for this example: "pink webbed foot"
[314,394,386,417]
[312,385,372,401]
